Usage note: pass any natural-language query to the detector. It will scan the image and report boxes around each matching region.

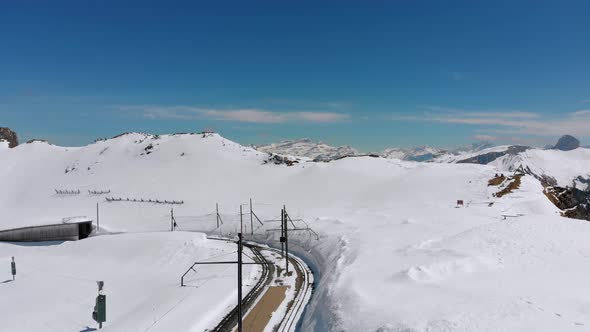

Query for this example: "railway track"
[211,245,273,332]
[270,248,314,332]
[206,239,313,332]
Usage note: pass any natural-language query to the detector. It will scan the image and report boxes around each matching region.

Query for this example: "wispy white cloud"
[425,106,539,119]
[471,133,553,146]
[121,105,350,124]
[291,112,350,122]
[260,98,351,110]
[572,109,590,118]
[392,106,590,138]
[473,134,498,142]
[205,109,287,123]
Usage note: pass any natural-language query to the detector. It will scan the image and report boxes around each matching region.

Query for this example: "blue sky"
[1,1,589,151]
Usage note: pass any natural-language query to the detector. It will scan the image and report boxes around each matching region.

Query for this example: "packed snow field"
[1,133,590,331]
[0,232,258,331]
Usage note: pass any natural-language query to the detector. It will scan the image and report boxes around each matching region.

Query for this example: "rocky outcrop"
[544,186,590,221]
[510,165,590,221]
[553,135,580,151]
[263,153,300,166]
[26,139,48,144]
[0,127,18,148]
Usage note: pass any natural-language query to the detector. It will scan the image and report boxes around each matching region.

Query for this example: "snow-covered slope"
[491,148,590,189]
[1,132,590,331]
[0,132,269,230]
[255,138,358,161]
[0,232,258,331]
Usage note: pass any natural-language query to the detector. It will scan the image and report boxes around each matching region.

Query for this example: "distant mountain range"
[4,126,588,191]
[255,136,587,165]
[255,139,496,163]
[256,136,590,193]
[254,138,359,162]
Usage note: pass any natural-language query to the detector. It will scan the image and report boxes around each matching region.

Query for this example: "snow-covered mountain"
[380,146,446,162]
[385,142,498,162]
[436,145,529,164]
[2,131,590,331]
[255,138,358,162]
[433,135,590,190]
[256,138,496,162]
[490,148,590,189]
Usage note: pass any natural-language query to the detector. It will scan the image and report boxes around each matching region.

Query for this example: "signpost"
[92,281,106,329]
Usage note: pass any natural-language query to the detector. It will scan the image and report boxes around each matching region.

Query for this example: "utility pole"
[237,233,243,332]
[249,199,254,237]
[11,257,16,281]
[216,203,220,228]
[179,232,268,332]
[240,205,243,235]
[283,206,289,274]
[280,207,285,257]
[170,208,176,231]
[96,202,99,232]
[264,205,319,275]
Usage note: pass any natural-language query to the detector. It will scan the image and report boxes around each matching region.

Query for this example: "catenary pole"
[170,208,174,231]
[237,233,243,332]
[216,203,220,228]
[96,202,99,232]
[284,206,289,274]
[179,225,269,331]
[280,207,284,257]
[250,199,254,236]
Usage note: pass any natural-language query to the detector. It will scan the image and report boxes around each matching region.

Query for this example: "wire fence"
[88,190,111,195]
[171,201,321,245]
[105,197,184,205]
[55,189,81,195]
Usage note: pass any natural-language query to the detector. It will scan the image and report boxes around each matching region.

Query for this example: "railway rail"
[211,243,313,332]
[211,245,273,332]
[275,249,313,332]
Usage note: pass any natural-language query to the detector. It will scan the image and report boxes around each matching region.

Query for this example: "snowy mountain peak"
[255,139,358,162]
[380,146,446,162]
[553,135,580,151]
